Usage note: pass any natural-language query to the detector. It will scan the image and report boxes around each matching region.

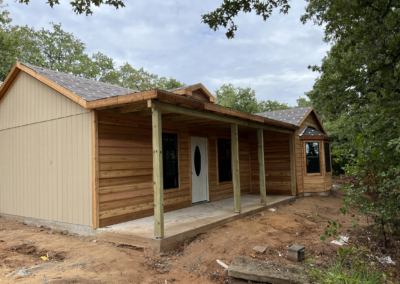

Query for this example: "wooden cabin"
[0,62,332,238]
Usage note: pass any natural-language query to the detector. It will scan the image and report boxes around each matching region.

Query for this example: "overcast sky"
[6,0,330,105]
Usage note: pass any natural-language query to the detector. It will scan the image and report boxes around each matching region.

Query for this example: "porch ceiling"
[99,99,296,133]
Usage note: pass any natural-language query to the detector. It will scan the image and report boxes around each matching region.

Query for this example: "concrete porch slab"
[97,194,295,252]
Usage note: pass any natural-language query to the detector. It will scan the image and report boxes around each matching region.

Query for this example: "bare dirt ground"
[1,186,398,284]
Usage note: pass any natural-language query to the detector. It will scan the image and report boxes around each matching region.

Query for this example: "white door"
[191,137,209,203]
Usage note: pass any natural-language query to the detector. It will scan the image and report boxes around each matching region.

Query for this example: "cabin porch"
[96,194,295,252]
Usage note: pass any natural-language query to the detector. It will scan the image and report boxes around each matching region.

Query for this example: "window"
[305,142,320,174]
[324,142,331,173]
[162,133,179,189]
[217,138,232,182]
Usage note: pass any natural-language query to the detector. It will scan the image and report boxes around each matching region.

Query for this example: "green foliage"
[201,0,290,38]
[215,84,311,113]
[320,220,343,242]
[17,0,125,15]
[305,254,387,284]
[101,62,185,91]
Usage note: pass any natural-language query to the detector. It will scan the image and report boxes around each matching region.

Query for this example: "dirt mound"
[7,244,66,261]
[8,244,36,255]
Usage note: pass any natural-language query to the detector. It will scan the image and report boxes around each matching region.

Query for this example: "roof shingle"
[22,63,139,102]
[255,106,312,126]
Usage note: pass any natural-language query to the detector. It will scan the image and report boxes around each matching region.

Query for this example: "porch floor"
[97,194,294,246]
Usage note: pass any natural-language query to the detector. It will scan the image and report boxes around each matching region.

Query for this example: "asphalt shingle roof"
[255,106,312,126]
[22,63,139,102]
[300,126,328,137]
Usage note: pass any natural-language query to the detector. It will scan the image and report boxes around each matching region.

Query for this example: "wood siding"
[249,131,292,195]
[0,72,92,226]
[97,111,252,227]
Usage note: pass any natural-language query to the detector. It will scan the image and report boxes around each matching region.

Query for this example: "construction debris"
[228,257,307,284]
[216,259,229,269]
[287,244,305,262]
[252,245,268,254]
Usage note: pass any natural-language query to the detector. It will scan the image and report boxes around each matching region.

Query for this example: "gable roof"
[169,83,216,103]
[256,107,312,126]
[256,106,327,135]
[300,126,327,137]
[0,62,301,132]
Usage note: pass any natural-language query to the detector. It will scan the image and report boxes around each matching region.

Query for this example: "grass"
[306,259,388,284]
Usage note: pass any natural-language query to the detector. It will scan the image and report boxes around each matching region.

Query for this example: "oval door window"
[194,146,201,176]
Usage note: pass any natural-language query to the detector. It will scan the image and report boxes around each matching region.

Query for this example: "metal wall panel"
[0,72,92,226]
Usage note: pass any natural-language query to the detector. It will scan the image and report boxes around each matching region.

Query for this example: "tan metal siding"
[0,72,92,226]
[0,72,88,130]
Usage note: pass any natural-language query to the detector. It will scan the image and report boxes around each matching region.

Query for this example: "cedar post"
[151,102,164,238]
[231,124,241,213]
[257,129,267,205]
[289,133,297,195]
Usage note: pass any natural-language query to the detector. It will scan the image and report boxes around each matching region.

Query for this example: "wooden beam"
[150,100,294,134]
[289,133,297,195]
[91,110,100,228]
[231,124,241,213]
[257,129,267,205]
[152,105,164,238]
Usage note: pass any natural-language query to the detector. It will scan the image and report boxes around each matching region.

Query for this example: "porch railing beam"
[257,129,267,205]
[289,133,297,195]
[148,100,294,134]
[231,123,241,213]
[150,102,164,238]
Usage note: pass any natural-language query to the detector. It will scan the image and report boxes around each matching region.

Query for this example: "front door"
[191,137,209,203]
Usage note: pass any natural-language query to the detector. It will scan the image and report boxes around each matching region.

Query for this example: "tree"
[0,5,185,90]
[101,62,185,91]
[202,0,290,39]
[296,97,312,108]
[215,83,307,113]
[17,0,125,16]
[215,84,261,113]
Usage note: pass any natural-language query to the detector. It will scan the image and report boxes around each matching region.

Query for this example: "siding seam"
[0,112,89,132]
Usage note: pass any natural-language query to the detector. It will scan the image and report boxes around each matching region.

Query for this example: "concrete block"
[287,244,305,262]
[228,257,307,284]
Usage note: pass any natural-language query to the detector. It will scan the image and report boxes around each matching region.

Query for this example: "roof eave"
[88,89,298,131]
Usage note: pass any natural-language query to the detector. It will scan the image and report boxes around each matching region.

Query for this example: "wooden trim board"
[91,110,100,228]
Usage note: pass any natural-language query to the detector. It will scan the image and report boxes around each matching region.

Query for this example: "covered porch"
[91,87,299,239]
[97,194,295,252]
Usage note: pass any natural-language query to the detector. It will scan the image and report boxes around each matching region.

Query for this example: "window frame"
[324,142,332,174]
[162,132,180,191]
[303,140,323,176]
[217,138,232,183]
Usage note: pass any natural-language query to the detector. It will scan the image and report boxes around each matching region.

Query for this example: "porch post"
[231,124,241,213]
[257,129,267,205]
[289,133,297,195]
[152,105,164,238]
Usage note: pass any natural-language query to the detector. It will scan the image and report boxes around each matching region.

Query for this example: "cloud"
[5,0,330,105]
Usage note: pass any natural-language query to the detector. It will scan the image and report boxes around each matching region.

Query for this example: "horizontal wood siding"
[250,131,292,195]
[98,111,253,227]
[0,72,92,226]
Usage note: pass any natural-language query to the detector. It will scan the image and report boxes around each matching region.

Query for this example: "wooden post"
[151,104,164,238]
[257,129,267,205]
[289,133,297,195]
[231,124,241,213]
[91,110,99,229]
